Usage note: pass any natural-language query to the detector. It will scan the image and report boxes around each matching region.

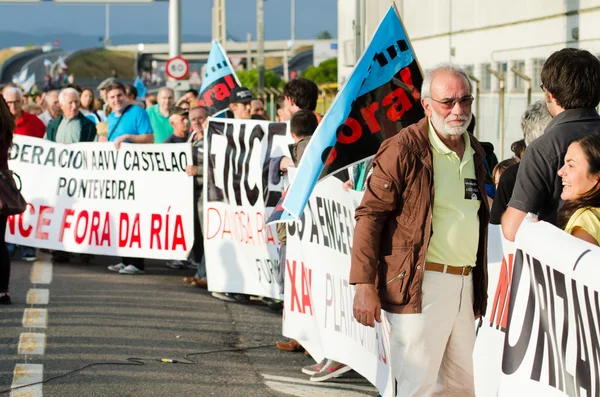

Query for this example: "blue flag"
[198,40,241,116]
[280,6,424,219]
[134,76,147,101]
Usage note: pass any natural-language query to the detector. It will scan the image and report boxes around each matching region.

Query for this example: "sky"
[0,0,338,41]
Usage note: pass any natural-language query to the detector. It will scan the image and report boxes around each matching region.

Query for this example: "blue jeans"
[6,244,34,258]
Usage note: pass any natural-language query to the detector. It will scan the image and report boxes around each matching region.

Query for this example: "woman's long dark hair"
[557,134,600,229]
[0,95,14,151]
[81,88,95,111]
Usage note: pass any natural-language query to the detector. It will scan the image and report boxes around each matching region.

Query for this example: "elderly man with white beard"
[350,64,490,397]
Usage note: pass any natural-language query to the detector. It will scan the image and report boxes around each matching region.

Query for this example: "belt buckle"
[461,266,468,276]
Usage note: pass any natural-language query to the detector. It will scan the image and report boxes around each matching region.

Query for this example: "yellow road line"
[18,333,46,355]
[30,261,52,284]
[26,289,49,305]
[11,364,43,397]
[22,309,47,329]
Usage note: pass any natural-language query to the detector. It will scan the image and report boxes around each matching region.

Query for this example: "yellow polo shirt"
[425,121,480,267]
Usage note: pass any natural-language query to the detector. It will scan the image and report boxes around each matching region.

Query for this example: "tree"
[317,31,333,40]
[302,58,337,84]
[236,69,284,90]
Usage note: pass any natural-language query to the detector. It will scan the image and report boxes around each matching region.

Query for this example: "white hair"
[2,86,23,99]
[421,63,472,99]
[521,100,552,146]
[58,88,79,105]
[158,87,174,97]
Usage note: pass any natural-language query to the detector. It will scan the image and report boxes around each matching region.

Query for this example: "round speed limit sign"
[165,56,190,80]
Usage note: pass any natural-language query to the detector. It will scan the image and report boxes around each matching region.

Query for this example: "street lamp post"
[257,0,265,90]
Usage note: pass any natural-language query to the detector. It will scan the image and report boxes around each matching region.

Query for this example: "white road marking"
[18,333,46,355]
[26,289,49,305]
[262,374,377,396]
[22,308,48,328]
[10,364,43,397]
[30,261,52,284]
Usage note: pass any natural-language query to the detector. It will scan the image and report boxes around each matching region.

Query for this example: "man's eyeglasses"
[428,95,474,110]
[5,100,21,106]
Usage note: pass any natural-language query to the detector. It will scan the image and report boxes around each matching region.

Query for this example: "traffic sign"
[188,70,202,86]
[165,56,190,81]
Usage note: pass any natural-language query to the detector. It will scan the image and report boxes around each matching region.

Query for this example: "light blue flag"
[134,76,147,101]
[197,40,241,116]
[281,5,423,219]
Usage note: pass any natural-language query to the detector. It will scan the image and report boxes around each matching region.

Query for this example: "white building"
[338,0,600,159]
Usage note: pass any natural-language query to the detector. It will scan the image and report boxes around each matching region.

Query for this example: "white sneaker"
[119,265,144,275]
[166,260,185,269]
[108,263,126,272]
[211,292,236,302]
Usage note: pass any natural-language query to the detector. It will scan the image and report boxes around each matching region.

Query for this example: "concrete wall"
[337,0,600,159]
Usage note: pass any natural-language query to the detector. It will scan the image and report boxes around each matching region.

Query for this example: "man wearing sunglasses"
[350,65,489,396]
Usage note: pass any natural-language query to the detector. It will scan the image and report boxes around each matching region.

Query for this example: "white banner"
[496,220,600,396]
[6,136,194,260]
[203,118,292,298]
[284,174,394,397]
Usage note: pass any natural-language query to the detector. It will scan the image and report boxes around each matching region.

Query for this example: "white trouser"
[386,270,475,397]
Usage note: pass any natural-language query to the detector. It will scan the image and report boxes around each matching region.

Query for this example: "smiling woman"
[557,134,600,246]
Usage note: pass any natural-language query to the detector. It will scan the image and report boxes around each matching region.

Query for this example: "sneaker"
[191,279,207,289]
[230,293,250,302]
[21,248,37,262]
[166,260,185,269]
[302,358,328,376]
[310,360,351,382]
[185,260,198,270]
[119,265,144,275]
[108,263,126,272]
[212,292,237,302]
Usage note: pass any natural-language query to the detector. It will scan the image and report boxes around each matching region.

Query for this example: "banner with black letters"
[5,135,194,260]
[203,118,292,298]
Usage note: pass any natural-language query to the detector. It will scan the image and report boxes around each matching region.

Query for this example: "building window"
[481,63,491,91]
[533,59,545,90]
[513,60,526,90]
[497,62,508,90]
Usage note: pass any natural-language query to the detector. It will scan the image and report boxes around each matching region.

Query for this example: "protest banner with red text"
[284,173,394,397]
[203,118,292,298]
[6,136,194,259]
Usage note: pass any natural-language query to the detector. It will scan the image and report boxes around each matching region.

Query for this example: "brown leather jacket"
[349,117,490,316]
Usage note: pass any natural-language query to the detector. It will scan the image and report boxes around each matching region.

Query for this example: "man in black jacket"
[46,87,96,143]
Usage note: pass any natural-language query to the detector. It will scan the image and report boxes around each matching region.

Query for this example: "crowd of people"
[1,46,600,392]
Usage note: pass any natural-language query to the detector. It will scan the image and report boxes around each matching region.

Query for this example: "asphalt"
[0,256,378,397]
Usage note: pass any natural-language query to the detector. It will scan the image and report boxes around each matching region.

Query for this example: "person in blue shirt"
[99,81,153,148]
[99,81,153,275]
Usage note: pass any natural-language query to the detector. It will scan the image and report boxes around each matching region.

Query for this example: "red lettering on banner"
[206,207,221,240]
[221,211,232,239]
[287,259,313,315]
[35,205,53,240]
[59,209,75,243]
[399,67,420,101]
[119,213,129,248]
[88,211,101,245]
[256,212,265,244]
[171,215,186,250]
[266,224,276,245]
[360,102,381,133]
[490,254,514,331]
[336,117,363,145]
[150,214,162,249]
[129,213,141,248]
[244,212,255,245]
[383,87,412,121]
[224,74,235,89]
[213,84,230,101]
[19,203,35,237]
[74,210,89,244]
[100,212,111,246]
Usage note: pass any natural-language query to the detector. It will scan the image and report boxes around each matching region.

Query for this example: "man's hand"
[353,284,381,327]
[279,156,294,172]
[186,165,197,176]
[98,135,108,143]
[114,135,129,149]
[343,180,354,192]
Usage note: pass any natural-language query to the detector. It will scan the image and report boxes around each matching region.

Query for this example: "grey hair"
[521,100,552,146]
[58,87,80,105]
[158,87,174,96]
[421,63,472,99]
[2,86,22,99]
